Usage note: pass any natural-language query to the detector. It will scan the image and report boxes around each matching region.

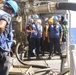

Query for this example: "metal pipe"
[25,2,76,15]
[32,2,56,14]
[25,2,57,15]
[34,68,56,74]
[65,10,71,75]
[70,45,76,75]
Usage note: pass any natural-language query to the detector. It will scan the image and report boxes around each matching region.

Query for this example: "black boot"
[36,55,41,60]
[59,53,62,59]
[27,55,31,60]
[48,54,52,59]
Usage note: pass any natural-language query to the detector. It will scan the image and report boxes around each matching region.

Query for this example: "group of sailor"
[25,14,68,60]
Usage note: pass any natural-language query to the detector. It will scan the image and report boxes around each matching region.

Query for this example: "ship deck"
[9,52,69,75]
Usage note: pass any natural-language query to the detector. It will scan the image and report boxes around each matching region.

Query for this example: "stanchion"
[70,44,76,75]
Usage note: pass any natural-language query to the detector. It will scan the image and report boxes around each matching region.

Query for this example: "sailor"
[42,18,53,56]
[48,16,63,59]
[28,14,42,59]
[61,19,68,42]
[57,15,61,22]
[0,0,18,75]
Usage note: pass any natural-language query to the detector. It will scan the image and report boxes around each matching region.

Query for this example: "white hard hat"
[33,14,39,19]
[37,19,42,24]
[45,18,48,21]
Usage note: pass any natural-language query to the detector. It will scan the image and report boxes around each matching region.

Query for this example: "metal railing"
[70,44,76,75]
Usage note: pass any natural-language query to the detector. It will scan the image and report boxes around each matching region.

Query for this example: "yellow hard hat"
[48,18,53,23]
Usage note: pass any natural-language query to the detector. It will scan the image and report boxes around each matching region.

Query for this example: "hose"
[56,2,76,11]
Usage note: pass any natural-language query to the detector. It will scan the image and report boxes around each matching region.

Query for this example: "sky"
[69,0,76,28]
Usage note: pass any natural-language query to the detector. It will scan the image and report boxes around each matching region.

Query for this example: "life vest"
[31,24,41,38]
[0,9,13,52]
[49,24,62,38]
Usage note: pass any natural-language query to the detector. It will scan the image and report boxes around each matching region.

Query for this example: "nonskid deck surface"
[9,54,61,75]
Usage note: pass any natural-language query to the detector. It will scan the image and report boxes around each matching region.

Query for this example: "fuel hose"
[56,2,76,11]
